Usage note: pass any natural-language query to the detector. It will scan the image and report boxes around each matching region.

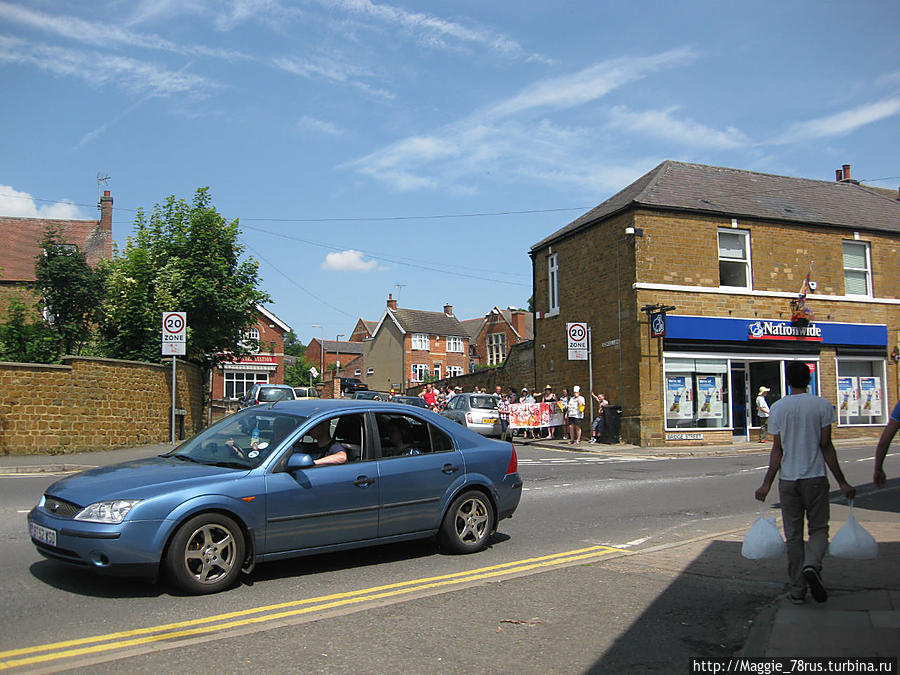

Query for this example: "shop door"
[730,365,747,438]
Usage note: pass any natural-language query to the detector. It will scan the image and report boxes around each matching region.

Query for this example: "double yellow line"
[0,544,627,670]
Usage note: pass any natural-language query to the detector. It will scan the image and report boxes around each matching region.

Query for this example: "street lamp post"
[311,324,324,385]
[335,334,345,376]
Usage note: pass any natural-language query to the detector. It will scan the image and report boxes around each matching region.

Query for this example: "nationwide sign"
[748,320,822,341]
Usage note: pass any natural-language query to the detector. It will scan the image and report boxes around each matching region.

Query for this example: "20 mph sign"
[162,312,186,356]
[567,322,588,360]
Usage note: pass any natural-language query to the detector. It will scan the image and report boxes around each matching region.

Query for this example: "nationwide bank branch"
[661,315,890,443]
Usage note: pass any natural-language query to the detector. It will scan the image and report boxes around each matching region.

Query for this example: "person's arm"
[314,449,347,465]
[755,434,783,501]
[873,418,900,488]
[819,425,855,499]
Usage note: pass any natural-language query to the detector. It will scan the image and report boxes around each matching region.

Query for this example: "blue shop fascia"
[659,315,889,442]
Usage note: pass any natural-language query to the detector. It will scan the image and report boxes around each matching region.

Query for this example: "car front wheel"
[165,513,245,594]
[439,490,494,554]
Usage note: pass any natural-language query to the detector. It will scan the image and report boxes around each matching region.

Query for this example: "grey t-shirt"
[768,393,836,480]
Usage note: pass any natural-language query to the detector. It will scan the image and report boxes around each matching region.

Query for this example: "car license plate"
[482,418,498,424]
[30,523,57,547]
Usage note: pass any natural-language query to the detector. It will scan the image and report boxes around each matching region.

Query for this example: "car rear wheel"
[165,513,245,595]
[439,490,494,554]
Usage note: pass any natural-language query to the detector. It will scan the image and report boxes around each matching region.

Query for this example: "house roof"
[531,160,900,251]
[498,308,534,340]
[375,307,468,338]
[0,216,112,282]
[256,304,292,333]
[459,318,484,340]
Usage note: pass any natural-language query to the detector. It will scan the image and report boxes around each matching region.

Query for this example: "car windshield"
[258,387,293,402]
[470,396,498,410]
[165,410,307,469]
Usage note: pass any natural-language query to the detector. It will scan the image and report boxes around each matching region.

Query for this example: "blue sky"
[1,0,898,346]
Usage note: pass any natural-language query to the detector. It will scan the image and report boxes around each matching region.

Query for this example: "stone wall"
[0,356,204,455]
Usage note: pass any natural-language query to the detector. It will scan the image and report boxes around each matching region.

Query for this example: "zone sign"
[567,322,587,350]
[162,312,187,343]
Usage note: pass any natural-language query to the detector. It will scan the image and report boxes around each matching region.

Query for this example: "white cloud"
[770,97,900,144]
[273,55,394,99]
[321,249,380,271]
[343,49,697,192]
[0,185,87,219]
[0,36,218,98]
[297,115,343,135]
[608,105,749,149]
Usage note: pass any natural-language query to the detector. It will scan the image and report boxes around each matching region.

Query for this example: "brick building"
[211,305,291,400]
[362,294,469,392]
[530,161,900,447]
[467,306,534,369]
[305,339,366,380]
[349,318,376,342]
[0,190,114,315]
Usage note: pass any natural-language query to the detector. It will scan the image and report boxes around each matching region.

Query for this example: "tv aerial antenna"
[394,283,406,295]
[96,172,111,207]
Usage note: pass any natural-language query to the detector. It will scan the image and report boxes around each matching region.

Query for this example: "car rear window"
[470,395,498,410]
[259,387,293,401]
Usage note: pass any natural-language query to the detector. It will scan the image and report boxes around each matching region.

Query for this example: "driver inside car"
[308,420,347,466]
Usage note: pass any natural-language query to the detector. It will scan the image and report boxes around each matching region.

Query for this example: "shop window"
[548,253,559,314]
[718,229,751,289]
[837,359,887,426]
[665,358,729,429]
[842,241,871,296]
[224,371,268,399]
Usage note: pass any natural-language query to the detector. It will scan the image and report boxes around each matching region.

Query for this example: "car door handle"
[354,476,375,487]
[442,464,460,474]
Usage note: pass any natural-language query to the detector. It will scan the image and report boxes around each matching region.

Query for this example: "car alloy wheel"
[166,513,245,594]
[439,490,494,554]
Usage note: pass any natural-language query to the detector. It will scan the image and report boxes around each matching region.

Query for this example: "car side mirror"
[286,453,314,471]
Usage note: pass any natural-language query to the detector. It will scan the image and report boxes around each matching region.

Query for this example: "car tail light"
[466,413,473,424]
[506,445,518,476]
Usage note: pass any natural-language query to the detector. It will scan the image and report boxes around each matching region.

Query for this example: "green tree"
[283,330,307,358]
[99,187,269,374]
[34,226,106,356]
[0,299,60,363]
[284,358,319,387]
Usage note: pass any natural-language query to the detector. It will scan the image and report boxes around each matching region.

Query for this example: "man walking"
[754,362,855,604]
[756,386,771,443]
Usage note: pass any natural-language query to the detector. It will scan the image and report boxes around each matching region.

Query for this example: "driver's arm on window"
[314,450,347,465]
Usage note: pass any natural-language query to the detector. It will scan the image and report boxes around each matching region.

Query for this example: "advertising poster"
[696,375,723,420]
[666,376,693,420]
[837,377,859,417]
[859,377,882,417]
[509,403,561,429]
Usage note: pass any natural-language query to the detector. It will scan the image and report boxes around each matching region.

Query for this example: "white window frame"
[487,332,506,366]
[548,253,559,315]
[411,333,430,351]
[842,240,872,297]
[411,364,429,382]
[447,365,463,377]
[446,336,464,353]
[367,367,374,375]
[354,369,361,376]
[717,229,751,289]
[240,327,261,353]
[433,364,441,379]
[224,371,267,400]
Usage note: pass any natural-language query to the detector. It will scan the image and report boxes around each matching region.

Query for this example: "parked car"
[393,395,429,409]
[339,378,369,394]
[441,393,502,437]
[238,384,295,408]
[292,386,320,399]
[27,400,522,594]
[352,390,386,400]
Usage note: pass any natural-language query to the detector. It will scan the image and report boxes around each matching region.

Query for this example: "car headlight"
[74,500,141,524]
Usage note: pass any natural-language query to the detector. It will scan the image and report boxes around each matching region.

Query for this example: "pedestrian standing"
[497,390,510,441]
[567,385,586,444]
[420,382,438,411]
[873,399,900,488]
[541,385,558,439]
[590,392,608,444]
[754,362,855,605]
[559,388,570,440]
[756,386,771,443]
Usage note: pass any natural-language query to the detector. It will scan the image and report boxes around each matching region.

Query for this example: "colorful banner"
[859,377,882,417]
[696,375,723,420]
[508,403,564,429]
[666,376,693,420]
[837,377,859,417]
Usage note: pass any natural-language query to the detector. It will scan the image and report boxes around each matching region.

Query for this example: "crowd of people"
[412,382,612,444]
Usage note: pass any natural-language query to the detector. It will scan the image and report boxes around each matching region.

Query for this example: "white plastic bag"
[742,504,785,560]
[828,502,878,559]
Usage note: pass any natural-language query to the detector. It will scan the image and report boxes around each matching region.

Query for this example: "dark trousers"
[778,477,830,597]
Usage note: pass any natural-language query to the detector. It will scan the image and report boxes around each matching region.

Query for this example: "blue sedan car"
[27,400,522,594]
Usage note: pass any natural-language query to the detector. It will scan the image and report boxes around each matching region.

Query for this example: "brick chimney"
[510,308,526,336]
[99,190,113,233]
[835,169,843,182]
[842,164,851,181]
[443,303,453,316]
[386,293,398,311]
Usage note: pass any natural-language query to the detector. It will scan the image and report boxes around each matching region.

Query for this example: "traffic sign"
[162,312,186,355]
[567,322,588,360]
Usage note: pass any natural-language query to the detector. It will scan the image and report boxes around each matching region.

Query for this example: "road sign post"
[567,322,594,422]
[162,312,187,444]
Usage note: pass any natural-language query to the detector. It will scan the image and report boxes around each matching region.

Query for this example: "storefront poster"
[859,377,882,417]
[696,376,723,419]
[508,403,564,429]
[666,376,693,420]
[837,377,859,417]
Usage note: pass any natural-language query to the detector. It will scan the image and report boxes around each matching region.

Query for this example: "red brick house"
[0,190,114,314]
[349,318,377,342]
[306,339,366,381]
[211,304,292,400]
[467,306,534,368]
